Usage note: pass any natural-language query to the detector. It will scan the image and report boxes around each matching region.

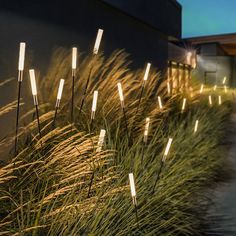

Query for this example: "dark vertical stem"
[141,141,146,165]
[52,106,58,128]
[89,119,94,133]
[152,160,164,194]
[87,171,95,198]
[35,104,42,139]
[122,106,132,146]
[135,82,145,117]
[14,79,22,155]
[134,204,140,229]
[79,66,93,115]
[71,74,75,124]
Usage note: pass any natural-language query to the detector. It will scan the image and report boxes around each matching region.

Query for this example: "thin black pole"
[134,203,140,229]
[135,82,145,117]
[14,72,23,155]
[71,72,75,124]
[87,171,95,198]
[152,160,164,194]
[35,104,42,139]
[122,106,131,146]
[89,119,94,133]
[79,65,93,115]
[52,106,58,129]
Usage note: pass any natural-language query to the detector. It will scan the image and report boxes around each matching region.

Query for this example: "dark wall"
[103,0,182,39]
[0,0,171,142]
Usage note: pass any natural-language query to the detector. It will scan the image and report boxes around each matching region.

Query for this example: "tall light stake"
[117,82,130,143]
[142,117,150,163]
[222,76,227,85]
[79,29,103,114]
[14,42,26,154]
[181,98,186,112]
[218,95,222,105]
[135,63,151,116]
[209,95,212,106]
[29,69,41,138]
[53,79,64,127]
[194,120,199,133]
[90,90,98,131]
[129,173,139,227]
[153,138,173,193]
[200,84,204,94]
[158,96,163,110]
[71,47,77,124]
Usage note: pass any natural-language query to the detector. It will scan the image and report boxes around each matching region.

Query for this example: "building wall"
[194,55,231,86]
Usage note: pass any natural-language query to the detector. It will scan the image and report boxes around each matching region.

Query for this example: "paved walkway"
[206,113,236,235]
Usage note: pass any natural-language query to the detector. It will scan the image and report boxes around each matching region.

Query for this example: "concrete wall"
[194,55,231,85]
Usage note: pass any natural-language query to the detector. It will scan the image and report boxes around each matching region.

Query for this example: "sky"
[178,0,236,38]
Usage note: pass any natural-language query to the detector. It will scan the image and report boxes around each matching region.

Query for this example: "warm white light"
[29,69,37,96]
[143,63,151,81]
[200,84,204,94]
[209,95,212,105]
[187,51,192,65]
[224,85,228,93]
[92,90,98,112]
[97,129,106,152]
[158,96,163,109]
[129,173,137,205]
[194,120,199,133]
[117,83,124,105]
[57,79,64,100]
[144,117,150,143]
[93,29,103,54]
[223,76,227,85]
[167,81,171,94]
[218,95,222,105]
[182,98,186,111]
[163,138,173,162]
[18,42,26,71]
[72,47,77,70]
[213,85,217,91]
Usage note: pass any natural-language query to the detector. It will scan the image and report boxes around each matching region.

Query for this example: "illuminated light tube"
[158,96,163,109]
[209,95,212,105]
[29,69,38,105]
[93,29,103,55]
[213,85,217,91]
[218,95,222,105]
[144,117,150,143]
[162,138,173,162]
[129,173,137,205]
[91,90,98,120]
[223,76,227,85]
[97,129,106,152]
[182,98,186,111]
[194,120,199,133]
[18,42,26,72]
[117,82,124,107]
[167,81,171,94]
[200,84,204,94]
[224,85,228,93]
[143,63,151,81]
[56,79,65,108]
[72,47,77,70]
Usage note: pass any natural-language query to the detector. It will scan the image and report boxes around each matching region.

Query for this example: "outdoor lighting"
[162,138,173,162]
[194,120,199,133]
[29,69,41,138]
[208,95,212,106]
[97,129,106,152]
[56,79,65,108]
[117,82,124,107]
[91,90,98,120]
[213,85,217,91]
[93,29,103,55]
[53,79,65,128]
[29,69,38,105]
[144,117,150,144]
[223,76,227,85]
[15,42,26,154]
[199,84,204,94]
[72,47,77,71]
[218,95,222,105]
[158,96,163,109]
[143,63,151,81]
[187,51,192,65]
[167,81,171,95]
[129,173,137,205]
[18,42,26,74]
[181,98,186,111]
[224,85,228,93]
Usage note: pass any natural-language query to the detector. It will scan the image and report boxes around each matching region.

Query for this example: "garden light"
[182,98,186,111]
[194,120,199,133]
[143,63,151,81]
[97,129,106,152]
[158,96,163,109]
[144,117,150,144]
[91,90,98,120]
[93,29,103,55]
